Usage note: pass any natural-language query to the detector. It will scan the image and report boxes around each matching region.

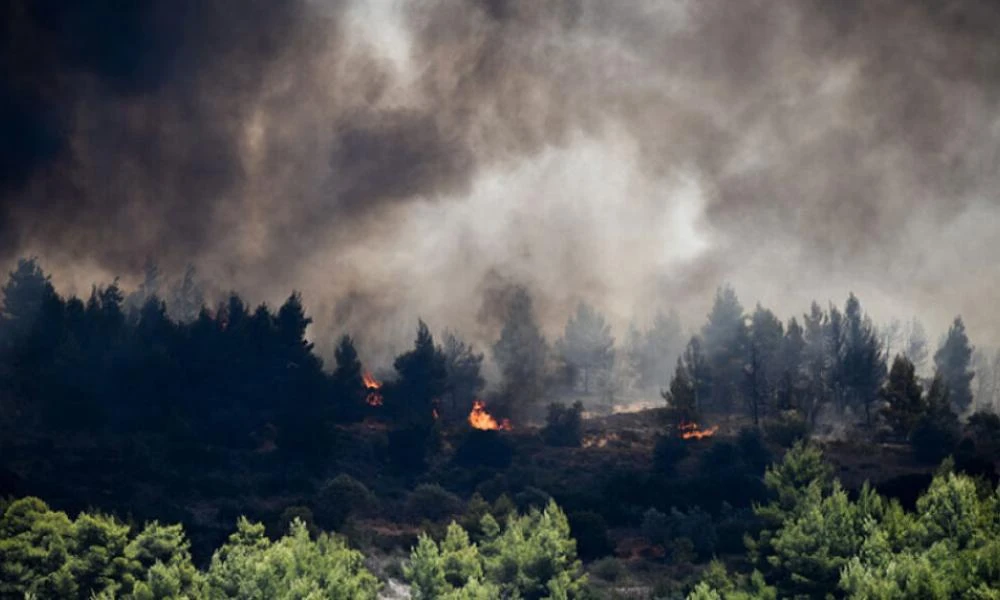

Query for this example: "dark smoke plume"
[2,0,1000,362]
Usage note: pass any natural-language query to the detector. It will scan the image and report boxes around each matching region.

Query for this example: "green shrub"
[568,511,614,560]
[653,434,689,474]
[206,517,380,599]
[542,401,584,447]
[406,484,463,523]
[588,557,626,583]
[315,474,377,531]
[405,500,588,599]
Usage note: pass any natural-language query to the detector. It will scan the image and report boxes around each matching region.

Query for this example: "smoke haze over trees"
[2,0,1000,362]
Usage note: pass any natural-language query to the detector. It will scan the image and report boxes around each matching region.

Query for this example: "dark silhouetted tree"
[555,302,615,393]
[663,357,697,424]
[777,317,806,412]
[934,316,975,415]
[746,304,784,425]
[168,264,205,323]
[904,317,929,373]
[628,310,684,390]
[880,355,925,440]
[0,257,56,344]
[801,302,830,426]
[840,294,886,426]
[331,335,367,423]
[492,287,548,418]
[700,285,748,413]
[392,320,447,429]
[440,331,485,422]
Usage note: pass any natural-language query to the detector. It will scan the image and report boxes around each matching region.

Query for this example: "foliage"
[315,474,377,531]
[762,411,808,448]
[440,331,486,423]
[390,320,448,429]
[206,517,380,599]
[910,375,961,464]
[406,500,587,600]
[492,286,549,418]
[542,401,584,447]
[567,511,613,560]
[0,497,204,600]
[642,506,717,561]
[555,302,615,394]
[934,316,975,415]
[652,434,690,475]
[407,484,464,523]
[880,354,925,440]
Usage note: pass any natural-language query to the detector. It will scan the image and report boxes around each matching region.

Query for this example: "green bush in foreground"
[692,446,1000,600]
[0,498,379,600]
[405,499,588,600]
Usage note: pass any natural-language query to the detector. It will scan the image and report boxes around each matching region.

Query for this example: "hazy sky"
[2,0,999,364]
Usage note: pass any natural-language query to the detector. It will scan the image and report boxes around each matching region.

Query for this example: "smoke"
[3,0,1000,365]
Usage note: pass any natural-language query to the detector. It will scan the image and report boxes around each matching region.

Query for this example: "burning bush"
[468,400,511,431]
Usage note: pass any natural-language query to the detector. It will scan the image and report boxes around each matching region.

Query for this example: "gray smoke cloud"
[2,0,999,366]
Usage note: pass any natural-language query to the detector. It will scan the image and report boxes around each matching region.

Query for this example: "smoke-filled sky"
[2,0,999,364]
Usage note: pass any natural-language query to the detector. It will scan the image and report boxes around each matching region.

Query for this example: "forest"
[2,257,999,599]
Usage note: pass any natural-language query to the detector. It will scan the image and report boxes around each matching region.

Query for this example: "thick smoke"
[2,0,999,364]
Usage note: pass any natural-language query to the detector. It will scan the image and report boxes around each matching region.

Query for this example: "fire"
[363,371,383,407]
[678,421,718,440]
[469,400,511,431]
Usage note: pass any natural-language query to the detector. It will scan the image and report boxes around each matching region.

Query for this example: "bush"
[273,505,317,538]
[315,474,377,531]
[653,435,689,475]
[588,557,626,582]
[388,426,435,472]
[542,401,584,447]
[514,486,552,511]
[764,411,808,448]
[207,517,380,599]
[406,484,463,523]
[452,429,514,469]
[911,416,959,465]
[699,441,742,476]
[737,427,773,474]
[405,500,587,599]
[568,511,614,560]
[641,506,717,561]
[966,411,1000,455]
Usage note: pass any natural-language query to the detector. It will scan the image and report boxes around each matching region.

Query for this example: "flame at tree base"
[678,421,718,440]
[363,371,383,407]
[469,400,511,431]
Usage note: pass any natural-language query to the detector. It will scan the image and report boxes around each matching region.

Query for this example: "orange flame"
[678,421,718,440]
[363,371,383,407]
[469,400,511,431]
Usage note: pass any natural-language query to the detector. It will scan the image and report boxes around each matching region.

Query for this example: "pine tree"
[332,335,367,422]
[934,316,975,415]
[777,317,806,412]
[879,355,925,440]
[492,287,548,418]
[840,294,886,426]
[663,357,697,423]
[746,305,784,425]
[903,317,929,373]
[701,286,748,413]
[392,320,448,428]
[555,302,615,393]
[440,331,485,422]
